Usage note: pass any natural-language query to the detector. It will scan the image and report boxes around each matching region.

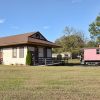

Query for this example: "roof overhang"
[0,42,61,48]
[28,38,61,48]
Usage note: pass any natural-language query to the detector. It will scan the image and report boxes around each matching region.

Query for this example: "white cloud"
[43,26,50,29]
[0,18,6,24]
[72,0,82,3]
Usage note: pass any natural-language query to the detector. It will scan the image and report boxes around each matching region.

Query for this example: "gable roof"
[0,32,60,48]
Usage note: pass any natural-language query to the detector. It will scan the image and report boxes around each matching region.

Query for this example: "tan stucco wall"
[2,46,27,65]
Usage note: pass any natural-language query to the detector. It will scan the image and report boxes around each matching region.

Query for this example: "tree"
[89,14,100,42]
[64,26,76,36]
[26,50,32,65]
[86,40,96,47]
[53,26,85,55]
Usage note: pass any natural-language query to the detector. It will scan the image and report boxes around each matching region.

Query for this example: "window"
[12,48,17,58]
[19,47,24,58]
[36,34,40,39]
[96,49,100,54]
[0,49,3,58]
[0,49,2,52]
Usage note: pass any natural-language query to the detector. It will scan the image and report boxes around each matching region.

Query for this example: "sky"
[0,0,100,41]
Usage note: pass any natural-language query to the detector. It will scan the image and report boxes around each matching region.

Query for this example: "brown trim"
[0,41,60,48]
[28,41,61,48]
[0,43,27,47]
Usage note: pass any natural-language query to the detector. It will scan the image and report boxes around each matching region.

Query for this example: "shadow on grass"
[51,63,81,66]
[52,63,100,67]
[65,63,81,66]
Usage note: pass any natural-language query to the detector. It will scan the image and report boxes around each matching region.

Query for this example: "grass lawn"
[0,65,100,100]
[68,59,80,64]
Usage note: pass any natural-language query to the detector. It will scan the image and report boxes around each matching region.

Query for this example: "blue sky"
[0,0,100,41]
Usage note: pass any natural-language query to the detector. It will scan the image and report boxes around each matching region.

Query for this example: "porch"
[32,57,65,66]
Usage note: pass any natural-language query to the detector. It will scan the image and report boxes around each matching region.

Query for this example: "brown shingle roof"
[0,32,60,48]
[0,32,34,46]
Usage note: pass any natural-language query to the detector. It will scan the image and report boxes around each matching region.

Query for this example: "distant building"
[52,52,71,58]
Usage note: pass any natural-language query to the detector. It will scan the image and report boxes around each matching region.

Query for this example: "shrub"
[57,54,62,60]
[26,50,32,65]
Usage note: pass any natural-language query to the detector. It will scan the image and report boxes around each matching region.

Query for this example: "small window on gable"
[96,49,100,54]
[12,48,17,58]
[19,47,24,58]
[36,34,40,39]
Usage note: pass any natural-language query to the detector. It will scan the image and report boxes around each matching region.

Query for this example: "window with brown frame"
[12,48,17,58]
[96,49,100,54]
[19,47,24,58]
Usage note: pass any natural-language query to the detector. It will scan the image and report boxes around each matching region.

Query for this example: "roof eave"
[27,41,61,48]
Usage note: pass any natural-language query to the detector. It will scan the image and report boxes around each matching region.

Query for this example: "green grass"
[68,59,80,64]
[0,65,100,100]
